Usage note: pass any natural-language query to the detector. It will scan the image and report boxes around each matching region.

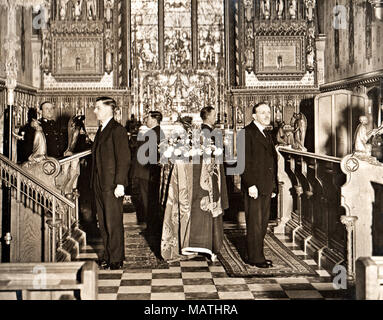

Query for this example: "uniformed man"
[39,101,67,159]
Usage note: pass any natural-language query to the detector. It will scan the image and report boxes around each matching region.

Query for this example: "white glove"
[248,185,258,199]
[114,184,125,198]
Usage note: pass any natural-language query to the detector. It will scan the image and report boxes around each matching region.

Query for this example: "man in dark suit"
[39,101,66,159]
[17,108,38,164]
[91,97,130,270]
[200,106,216,134]
[241,102,278,268]
[134,111,164,236]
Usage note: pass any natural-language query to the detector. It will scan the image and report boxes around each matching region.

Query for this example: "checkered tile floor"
[78,213,355,300]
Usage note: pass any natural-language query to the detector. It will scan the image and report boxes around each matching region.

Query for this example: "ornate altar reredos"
[131,0,225,126]
[230,0,320,152]
[35,0,320,146]
[41,0,118,84]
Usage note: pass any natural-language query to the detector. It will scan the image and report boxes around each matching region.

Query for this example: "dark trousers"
[138,177,161,234]
[93,174,125,263]
[244,193,271,264]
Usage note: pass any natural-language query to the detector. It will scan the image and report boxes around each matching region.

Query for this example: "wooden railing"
[277,147,348,271]
[0,261,98,300]
[0,153,76,262]
[356,257,383,300]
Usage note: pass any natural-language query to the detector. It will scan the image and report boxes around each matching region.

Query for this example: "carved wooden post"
[341,215,358,280]
[295,185,303,225]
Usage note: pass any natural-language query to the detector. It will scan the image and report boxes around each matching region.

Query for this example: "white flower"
[189,148,198,157]
[174,148,182,156]
[183,151,190,157]
[168,146,175,153]
[204,148,212,155]
[213,148,223,156]
[164,149,172,158]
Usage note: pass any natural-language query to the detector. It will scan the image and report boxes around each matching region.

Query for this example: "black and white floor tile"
[78,213,355,300]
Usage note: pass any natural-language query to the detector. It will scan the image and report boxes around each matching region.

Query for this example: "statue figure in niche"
[353,116,383,156]
[42,0,51,25]
[243,47,254,73]
[41,32,51,73]
[244,0,253,22]
[105,50,113,73]
[277,55,283,70]
[74,0,84,20]
[306,45,315,72]
[42,47,50,73]
[291,112,307,151]
[245,24,253,45]
[59,0,66,20]
[105,0,114,25]
[289,0,297,19]
[87,0,97,20]
[76,57,81,71]
[305,0,315,21]
[307,26,315,47]
[260,0,271,20]
[276,0,284,19]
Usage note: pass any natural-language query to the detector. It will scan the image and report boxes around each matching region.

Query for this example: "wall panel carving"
[234,0,318,89]
[41,0,120,88]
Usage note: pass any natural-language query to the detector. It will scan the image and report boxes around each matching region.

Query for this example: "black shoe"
[109,261,123,270]
[97,259,109,270]
[254,262,271,268]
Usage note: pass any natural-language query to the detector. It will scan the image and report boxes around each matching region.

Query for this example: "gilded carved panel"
[53,36,104,80]
[255,36,306,80]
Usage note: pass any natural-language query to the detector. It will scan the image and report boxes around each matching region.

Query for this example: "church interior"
[0,0,382,301]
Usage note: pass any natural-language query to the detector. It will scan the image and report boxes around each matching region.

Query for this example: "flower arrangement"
[159,116,224,164]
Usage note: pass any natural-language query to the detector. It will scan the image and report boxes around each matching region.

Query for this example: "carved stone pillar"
[243,0,254,74]
[4,1,20,161]
[341,215,358,280]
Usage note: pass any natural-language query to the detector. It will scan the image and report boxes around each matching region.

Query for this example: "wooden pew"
[0,261,98,300]
[356,257,383,300]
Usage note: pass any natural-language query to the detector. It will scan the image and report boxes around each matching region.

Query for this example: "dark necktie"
[94,125,102,147]
[263,129,273,145]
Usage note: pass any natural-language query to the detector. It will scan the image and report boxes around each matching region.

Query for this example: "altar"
[160,159,228,261]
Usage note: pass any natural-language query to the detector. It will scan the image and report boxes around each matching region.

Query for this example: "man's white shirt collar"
[253,120,266,137]
[101,116,113,131]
